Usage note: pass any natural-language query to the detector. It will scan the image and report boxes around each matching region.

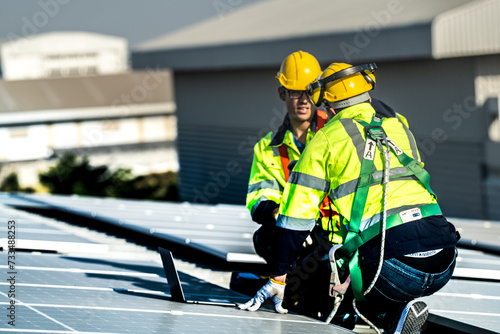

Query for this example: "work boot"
[392,300,428,334]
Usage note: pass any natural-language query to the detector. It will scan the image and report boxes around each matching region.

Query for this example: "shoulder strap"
[316,109,327,131]
[278,144,290,182]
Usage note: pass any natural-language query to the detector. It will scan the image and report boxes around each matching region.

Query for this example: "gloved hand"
[238,278,288,314]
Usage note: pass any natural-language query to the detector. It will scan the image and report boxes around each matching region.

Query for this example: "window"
[9,127,28,138]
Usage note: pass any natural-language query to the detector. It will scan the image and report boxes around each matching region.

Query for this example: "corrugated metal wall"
[433,0,500,58]
[173,68,283,205]
[475,56,500,220]
[485,141,500,219]
[421,140,485,219]
[173,58,493,219]
[177,123,256,204]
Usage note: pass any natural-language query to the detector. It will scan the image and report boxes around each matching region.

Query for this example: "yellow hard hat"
[308,63,377,108]
[276,51,322,91]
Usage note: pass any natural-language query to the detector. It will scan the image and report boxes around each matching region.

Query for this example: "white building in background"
[0,32,177,189]
[1,31,128,80]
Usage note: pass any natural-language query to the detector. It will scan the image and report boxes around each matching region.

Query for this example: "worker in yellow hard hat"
[242,50,344,320]
[246,50,339,260]
[240,62,459,334]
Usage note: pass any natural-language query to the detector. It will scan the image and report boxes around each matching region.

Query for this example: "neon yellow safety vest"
[246,111,342,243]
[277,103,439,297]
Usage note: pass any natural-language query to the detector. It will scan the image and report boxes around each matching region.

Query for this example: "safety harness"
[326,116,441,326]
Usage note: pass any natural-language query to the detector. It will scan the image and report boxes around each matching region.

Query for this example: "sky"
[0,0,264,48]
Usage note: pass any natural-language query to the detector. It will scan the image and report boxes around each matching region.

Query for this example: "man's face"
[279,87,316,123]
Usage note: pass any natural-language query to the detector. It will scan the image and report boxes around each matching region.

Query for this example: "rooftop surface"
[0,192,499,333]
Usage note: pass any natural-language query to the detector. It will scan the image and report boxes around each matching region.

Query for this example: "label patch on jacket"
[399,207,422,223]
[363,138,376,160]
[386,138,403,155]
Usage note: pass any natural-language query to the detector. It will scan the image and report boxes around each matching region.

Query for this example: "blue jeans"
[373,250,457,303]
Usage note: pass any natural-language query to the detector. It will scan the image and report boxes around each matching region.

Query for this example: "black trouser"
[254,224,356,328]
[253,224,277,264]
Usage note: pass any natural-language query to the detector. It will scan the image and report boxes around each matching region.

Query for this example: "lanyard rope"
[351,121,390,334]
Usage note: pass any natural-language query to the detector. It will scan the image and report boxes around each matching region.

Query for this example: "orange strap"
[320,200,339,221]
[278,144,290,181]
[317,109,327,130]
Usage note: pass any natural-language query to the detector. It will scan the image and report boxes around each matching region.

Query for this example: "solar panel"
[11,193,263,263]
[0,252,355,333]
[3,193,500,332]
[0,203,108,254]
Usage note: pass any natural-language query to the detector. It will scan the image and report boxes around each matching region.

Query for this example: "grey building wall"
[486,140,500,219]
[131,0,500,220]
[175,68,284,204]
[174,57,488,219]
[372,58,485,218]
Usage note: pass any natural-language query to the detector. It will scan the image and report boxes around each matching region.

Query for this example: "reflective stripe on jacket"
[246,110,342,243]
[277,102,436,234]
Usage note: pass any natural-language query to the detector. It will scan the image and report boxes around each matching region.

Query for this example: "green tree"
[39,152,118,196]
[0,171,35,193]
[0,172,20,192]
[117,171,179,201]
[39,152,179,201]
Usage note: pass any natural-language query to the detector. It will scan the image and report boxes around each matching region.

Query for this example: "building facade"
[0,32,177,189]
[132,0,500,220]
[1,32,128,80]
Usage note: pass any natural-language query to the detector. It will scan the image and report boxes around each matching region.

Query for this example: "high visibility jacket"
[277,102,436,238]
[246,110,341,243]
[273,101,458,295]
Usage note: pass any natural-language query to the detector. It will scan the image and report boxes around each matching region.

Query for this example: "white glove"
[238,278,288,314]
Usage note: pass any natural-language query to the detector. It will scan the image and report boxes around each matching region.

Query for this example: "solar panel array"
[12,193,263,264]
[0,199,108,254]
[422,248,500,332]
[0,252,357,333]
[1,193,500,333]
[0,202,355,333]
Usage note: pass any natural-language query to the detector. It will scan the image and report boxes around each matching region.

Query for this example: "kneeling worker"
[244,50,342,321]
[240,62,459,334]
[246,50,340,263]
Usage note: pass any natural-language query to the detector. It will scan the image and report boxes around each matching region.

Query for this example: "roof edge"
[133,24,434,71]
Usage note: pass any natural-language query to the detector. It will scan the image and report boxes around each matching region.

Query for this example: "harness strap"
[317,109,327,129]
[278,144,290,181]
[342,203,442,255]
[340,117,440,301]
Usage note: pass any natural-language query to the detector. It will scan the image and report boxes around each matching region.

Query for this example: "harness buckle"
[365,125,387,141]
[325,244,351,323]
[328,245,351,297]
